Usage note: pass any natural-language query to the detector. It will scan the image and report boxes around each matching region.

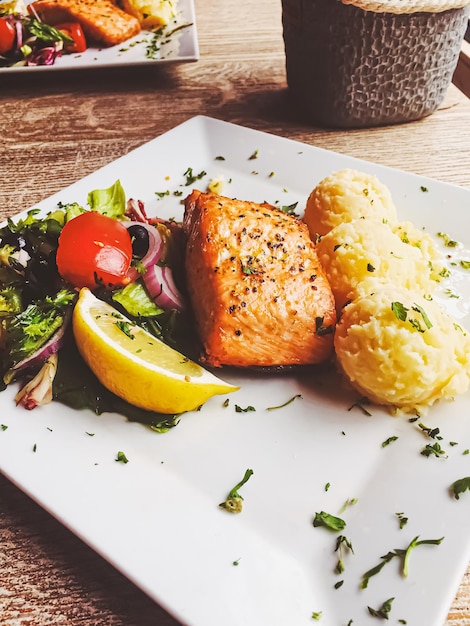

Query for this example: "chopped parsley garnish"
[235,404,256,413]
[248,149,259,160]
[145,28,165,59]
[402,536,444,577]
[241,263,261,275]
[335,535,354,574]
[115,320,134,339]
[361,535,444,588]
[149,415,181,433]
[382,435,398,448]
[396,512,409,529]
[219,468,254,513]
[1,424,7,431]
[348,399,372,416]
[339,498,358,514]
[279,202,299,216]
[368,597,394,620]
[437,232,458,247]
[391,301,408,322]
[391,301,432,332]
[266,394,301,410]
[311,611,322,620]
[313,511,346,532]
[417,421,440,439]
[453,322,467,335]
[145,22,192,60]
[421,442,446,458]
[115,450,129,464]
[450,477,470,499]
[411,303,432,330]
[182,167,207,186]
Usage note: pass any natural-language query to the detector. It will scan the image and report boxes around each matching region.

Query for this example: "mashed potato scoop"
[119,0,177,27]
[316,218,437,310]
[304,168,398,238]
[334,288,470,415]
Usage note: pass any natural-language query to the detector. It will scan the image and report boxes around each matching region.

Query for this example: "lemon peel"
[72,288,239,414]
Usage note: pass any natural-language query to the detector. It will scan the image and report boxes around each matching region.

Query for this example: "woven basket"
[282,0,470,128]
[343,0,470,13]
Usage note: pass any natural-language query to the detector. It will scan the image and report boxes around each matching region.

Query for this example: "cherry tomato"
[0,18,15,55]
[56,22,87,53]
[56,212,133,290]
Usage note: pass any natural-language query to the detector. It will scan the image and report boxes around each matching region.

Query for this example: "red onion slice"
[143,264,185,311]
[9,310,71,379]
[125,198,149,223]
[14,21,23,50]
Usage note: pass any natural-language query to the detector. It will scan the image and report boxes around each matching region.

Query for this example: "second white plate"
[0,0,199,73]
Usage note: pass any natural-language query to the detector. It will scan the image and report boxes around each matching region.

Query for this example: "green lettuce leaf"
[112,281,163,318]
[87,180,126,219]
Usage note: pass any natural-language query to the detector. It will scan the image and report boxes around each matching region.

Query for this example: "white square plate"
[0,0,198,73]
[1,116,470,626]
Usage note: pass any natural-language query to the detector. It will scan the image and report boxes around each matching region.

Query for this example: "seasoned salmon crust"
[183,190,337,368]
[30,0,141,46]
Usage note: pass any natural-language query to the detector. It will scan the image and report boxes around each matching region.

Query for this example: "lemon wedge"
[72,288,239,414]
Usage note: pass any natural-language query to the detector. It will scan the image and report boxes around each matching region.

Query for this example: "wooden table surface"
[1,0,470,624]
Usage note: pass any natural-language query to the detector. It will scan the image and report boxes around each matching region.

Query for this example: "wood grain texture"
[1,0,470,623]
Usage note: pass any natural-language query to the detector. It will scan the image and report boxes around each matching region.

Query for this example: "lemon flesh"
[73,288,239,414]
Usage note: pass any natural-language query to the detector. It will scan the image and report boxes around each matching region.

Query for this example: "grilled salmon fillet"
[183,190,337,368]
[29,0,141,46]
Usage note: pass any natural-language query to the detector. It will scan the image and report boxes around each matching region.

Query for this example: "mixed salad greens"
[0,2,87,67]
[0,180,196,431]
